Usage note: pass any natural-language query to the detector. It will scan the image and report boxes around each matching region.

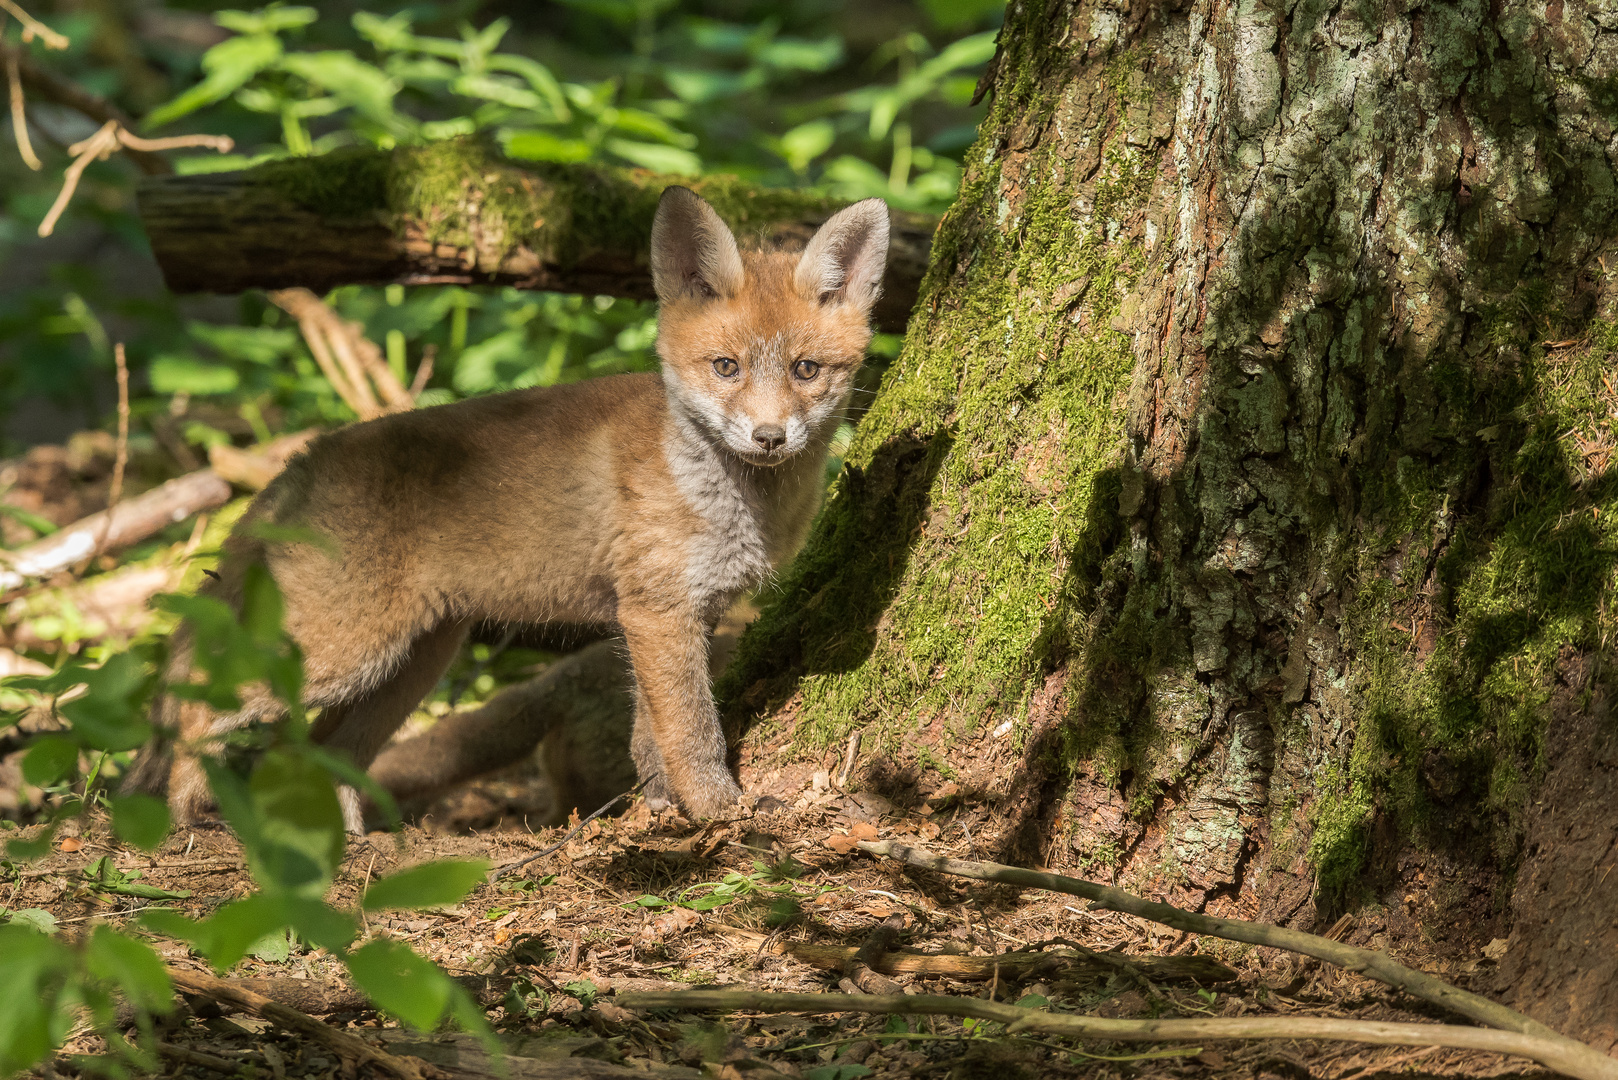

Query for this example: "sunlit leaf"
[21,736,79,786]
[146,33,284,129]
[345,940,455,1030]
[85,926,173,1014]
[362,860,489,911]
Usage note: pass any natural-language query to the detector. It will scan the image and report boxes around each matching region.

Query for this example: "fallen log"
[0,470,232,594]
[135,140,936,333]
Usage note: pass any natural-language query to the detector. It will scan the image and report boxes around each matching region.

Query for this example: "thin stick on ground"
[490,776,653,880]
[858,840,1611,1070]
[615,990,1618,1080]
[155,1041,263,1078]
[88,342,131,565]
[166,968,434,1080]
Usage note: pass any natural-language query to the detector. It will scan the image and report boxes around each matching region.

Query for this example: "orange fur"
[150,188,890,830]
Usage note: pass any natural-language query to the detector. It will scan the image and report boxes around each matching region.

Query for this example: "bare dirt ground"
[8,760,1561,1080]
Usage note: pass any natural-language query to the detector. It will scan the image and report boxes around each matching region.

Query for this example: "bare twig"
[836,731,861,789]
[0,0,67,49]
[166,968,438,1080]
[115,129,233,154]
[4,25,40,170]
[87,343,131,566]
[269,289,413,418]
[408,345,436,400]
[5,45,168,175]
[155,1041,263,1078]
[37,119,116,236]
[616,990,1618,1080]
[858,841,1611,1073]
[491,776,654,881]
[36,120,232,236]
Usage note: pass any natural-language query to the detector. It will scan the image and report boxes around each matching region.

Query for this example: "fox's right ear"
[650,186,745,302]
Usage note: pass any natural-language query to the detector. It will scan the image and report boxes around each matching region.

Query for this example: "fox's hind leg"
[309,619,469,832]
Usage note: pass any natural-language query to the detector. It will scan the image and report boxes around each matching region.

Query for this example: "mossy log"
[719,0,1618,1045]
[135,141,935,333]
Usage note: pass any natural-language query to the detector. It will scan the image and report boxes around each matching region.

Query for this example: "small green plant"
[0,572,501,1075]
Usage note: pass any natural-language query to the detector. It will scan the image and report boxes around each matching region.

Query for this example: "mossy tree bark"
[721,0,1618,1038]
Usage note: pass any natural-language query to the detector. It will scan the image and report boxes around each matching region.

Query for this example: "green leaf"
[345,940,455,1029]
[279,52,409,134]
[85,926,173,1014]
[109,794,170,852]
[215,6,317,34]
[562,979,597,1006]
[5,826,56,862]
[676,893,734,913]
[283,898,357,953]
[777,120,835,172]
[187,895,291,971]
[146,33,284,129]
[148,355,241,396]
[57,652,154,752]
[362,860,488,911]
[605,139,701,176]
[0,924,72,1075]
[625,894,667,908]
[918,0,1006,29]
[248,928,293,962]
[8,909,58,934]
[243,749,346,896]
[0,504,58,537]
[22,736,79,786]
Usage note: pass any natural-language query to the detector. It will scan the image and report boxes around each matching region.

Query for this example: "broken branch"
[269,289,411,418]
[0,470,232,595]
[859,840,1608,1072]
[616,990,1618,1080]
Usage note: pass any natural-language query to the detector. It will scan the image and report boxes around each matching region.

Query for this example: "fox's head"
[650,186,890,466]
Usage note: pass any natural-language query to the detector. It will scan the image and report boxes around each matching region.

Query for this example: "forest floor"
[8,758,1556,1080]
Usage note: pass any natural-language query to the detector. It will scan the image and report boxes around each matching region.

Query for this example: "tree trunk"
[134,143,935,333]
[720,0,1618,1046]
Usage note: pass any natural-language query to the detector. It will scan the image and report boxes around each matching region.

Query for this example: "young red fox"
[147,187,890,831]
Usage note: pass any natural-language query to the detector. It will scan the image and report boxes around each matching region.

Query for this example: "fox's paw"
[678,771,744,819]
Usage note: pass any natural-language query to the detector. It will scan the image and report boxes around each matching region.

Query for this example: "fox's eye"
[712,357,740,378]
[793,359,821,381]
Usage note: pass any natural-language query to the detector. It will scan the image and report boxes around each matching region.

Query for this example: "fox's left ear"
[795,198,890,315]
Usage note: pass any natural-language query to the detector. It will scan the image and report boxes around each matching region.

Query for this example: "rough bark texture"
[720,0,1618,1045]
[135,142,935,333]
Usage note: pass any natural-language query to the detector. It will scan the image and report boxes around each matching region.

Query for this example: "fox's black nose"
[752,425,786,452]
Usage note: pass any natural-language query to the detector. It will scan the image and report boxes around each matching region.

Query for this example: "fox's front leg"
[619,604,741,817]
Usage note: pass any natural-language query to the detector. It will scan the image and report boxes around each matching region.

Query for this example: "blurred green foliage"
[0,0,999,453]
[0,570,496,1074]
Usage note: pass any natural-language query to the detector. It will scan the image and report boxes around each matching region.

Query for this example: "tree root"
[615,990,1618,1080]
[856,840,1618,1080]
